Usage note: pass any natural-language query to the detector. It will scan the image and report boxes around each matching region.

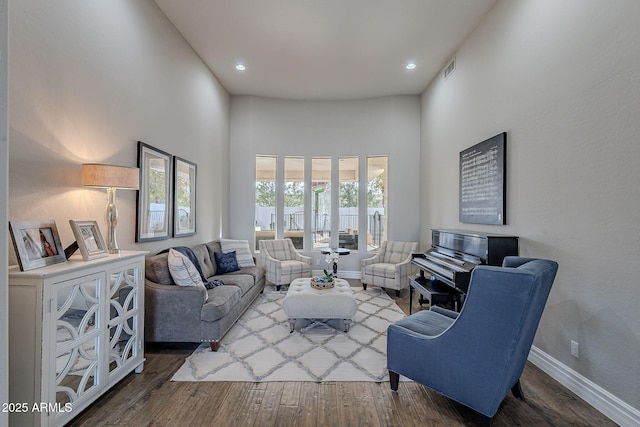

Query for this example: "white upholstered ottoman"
[283,278,358,332]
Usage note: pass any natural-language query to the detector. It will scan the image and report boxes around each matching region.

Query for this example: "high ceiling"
[154,0,496,101]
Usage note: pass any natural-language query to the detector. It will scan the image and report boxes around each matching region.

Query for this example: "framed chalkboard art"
[459,132,507,225]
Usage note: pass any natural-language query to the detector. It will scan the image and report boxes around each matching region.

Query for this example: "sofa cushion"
[201,285,242,322]
[191,244,216,278]
[225,265,266,285]
[221,239,255,267]
[145,253,173,285]
[214,251,240,274]
[205,241,222,274]
[210,273,254,296]
[392,309,454,337]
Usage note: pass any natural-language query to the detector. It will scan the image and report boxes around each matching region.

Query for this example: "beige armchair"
[361,241,418,296]
[259,238,312,289]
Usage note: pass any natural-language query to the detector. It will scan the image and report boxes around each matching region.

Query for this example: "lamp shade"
[82,164,139,190]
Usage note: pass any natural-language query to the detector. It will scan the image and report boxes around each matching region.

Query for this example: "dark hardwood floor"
[70,283,616,426]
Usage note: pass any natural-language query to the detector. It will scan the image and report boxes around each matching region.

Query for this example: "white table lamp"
[82,164,139,254]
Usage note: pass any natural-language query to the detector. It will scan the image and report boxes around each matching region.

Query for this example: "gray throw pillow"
[220,239,255,267]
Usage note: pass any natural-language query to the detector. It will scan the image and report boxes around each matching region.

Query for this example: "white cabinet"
[8,251,146,426]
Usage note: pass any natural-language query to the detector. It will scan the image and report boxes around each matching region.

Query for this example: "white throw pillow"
[220,239,255,268]
[167,249,207,302]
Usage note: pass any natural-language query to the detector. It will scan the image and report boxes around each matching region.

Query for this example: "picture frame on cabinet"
[173,156,197,237]
[69,220,109,261]
[9,220,67,271]
[136,141,173,242]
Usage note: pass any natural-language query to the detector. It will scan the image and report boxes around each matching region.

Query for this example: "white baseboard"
[529,346,640,427]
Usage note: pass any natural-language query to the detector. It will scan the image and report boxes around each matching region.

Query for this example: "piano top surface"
[432,228,519,239]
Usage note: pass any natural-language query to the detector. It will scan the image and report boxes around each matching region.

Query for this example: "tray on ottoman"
[282,278,358,332]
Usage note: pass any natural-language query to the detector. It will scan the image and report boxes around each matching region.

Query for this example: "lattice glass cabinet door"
[53,273,103,408]
[107,263,143,379]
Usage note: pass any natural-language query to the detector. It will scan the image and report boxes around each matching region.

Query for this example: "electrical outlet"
[571,340,580,358]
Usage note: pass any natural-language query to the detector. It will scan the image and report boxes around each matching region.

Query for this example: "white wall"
[421,0,640,414]
[230,95,421,272]
[8,0,230,263]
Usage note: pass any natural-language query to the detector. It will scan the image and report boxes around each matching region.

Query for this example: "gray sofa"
[144,240,265,351]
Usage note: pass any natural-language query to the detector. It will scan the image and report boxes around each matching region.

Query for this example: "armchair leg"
[477,413,494,427]
[396,290,401,297]
[209,341,219,352]
[389,370,400,392]
[511,380,525,400]
[362,283,367,290]
[276,285,281,291]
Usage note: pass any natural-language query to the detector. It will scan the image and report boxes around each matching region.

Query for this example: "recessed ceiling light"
[406,63,417,70]
[235,64,246,71]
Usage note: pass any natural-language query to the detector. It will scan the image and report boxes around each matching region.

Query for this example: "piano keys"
[410,229,519,312]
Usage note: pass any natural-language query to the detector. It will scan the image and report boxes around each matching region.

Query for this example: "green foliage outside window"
[340,182,358,207]
[259,178,382,208]
[256,181,276,207]
[368,174,385,207]
[284,182,304,206]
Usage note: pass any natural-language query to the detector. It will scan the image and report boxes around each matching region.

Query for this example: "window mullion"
[276,156,285,240]
[359,156,367,252]
[331,157,339,248]
[304,157,312,251]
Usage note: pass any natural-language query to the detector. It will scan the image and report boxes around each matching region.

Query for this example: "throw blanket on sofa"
[158,246,223,289]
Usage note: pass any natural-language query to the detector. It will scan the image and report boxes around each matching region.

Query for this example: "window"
[255,155,276,250]
[312,158,331,249]
[255,155,389,252]
[339,157,358,250]
[367,156,387,250]
[284,157,304,249]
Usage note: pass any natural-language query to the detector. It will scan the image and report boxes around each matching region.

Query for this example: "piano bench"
[409,277,459,314]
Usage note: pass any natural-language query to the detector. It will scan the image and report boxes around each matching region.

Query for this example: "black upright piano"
[410,229,519,312]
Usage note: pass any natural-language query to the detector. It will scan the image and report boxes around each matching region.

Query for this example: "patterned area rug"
[171,286,407,382]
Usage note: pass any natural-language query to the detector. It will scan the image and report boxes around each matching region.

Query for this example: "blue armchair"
[387,257,558,426]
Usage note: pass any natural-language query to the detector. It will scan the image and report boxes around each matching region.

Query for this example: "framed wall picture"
[136,141,173,242]
[459,132,507,225]
[69,220,109,261]
[173,156,197,237]
[9,220,67,271]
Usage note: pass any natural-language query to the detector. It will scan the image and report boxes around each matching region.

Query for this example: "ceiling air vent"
[444,57,456,80]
